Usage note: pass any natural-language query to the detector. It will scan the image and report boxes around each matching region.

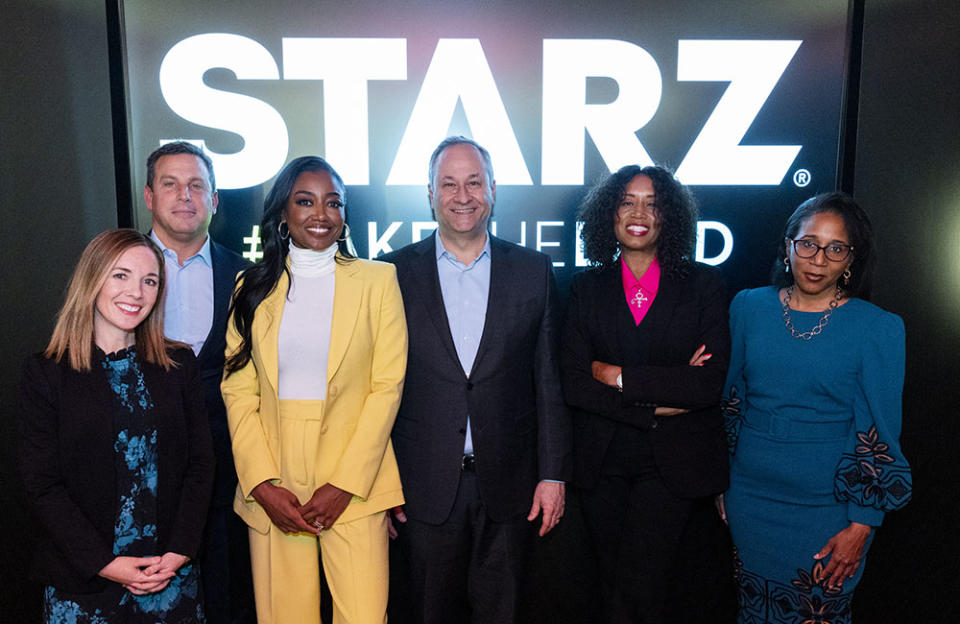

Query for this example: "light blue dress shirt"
[150,231,214,356]
[436,233,491,455]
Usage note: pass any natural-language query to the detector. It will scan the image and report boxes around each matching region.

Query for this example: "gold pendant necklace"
[782,284,842,340]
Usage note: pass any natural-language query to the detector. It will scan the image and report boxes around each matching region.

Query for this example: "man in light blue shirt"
[383,136,571,624]
[435,232,491,455]
[144,142,253,624]
[149,230,213,355]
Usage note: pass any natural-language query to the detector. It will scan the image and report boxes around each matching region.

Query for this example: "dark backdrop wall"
[2,0,957,621]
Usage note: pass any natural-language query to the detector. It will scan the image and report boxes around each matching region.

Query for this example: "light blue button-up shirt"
[436,233,491,455]
[150,231,214,355]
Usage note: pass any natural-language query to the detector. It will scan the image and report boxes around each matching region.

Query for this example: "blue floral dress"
[723,288,912,624]
[43,348,205,624]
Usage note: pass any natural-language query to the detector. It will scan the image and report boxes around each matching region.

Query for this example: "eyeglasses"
[787,238,853,262]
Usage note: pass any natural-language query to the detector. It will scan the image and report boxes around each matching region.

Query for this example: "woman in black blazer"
[561,165,730,624]
[19,229,213,623]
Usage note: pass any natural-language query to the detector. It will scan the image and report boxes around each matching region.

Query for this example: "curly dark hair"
[771,191,876,300]
[577,164,698,278]
[225,156,354,375]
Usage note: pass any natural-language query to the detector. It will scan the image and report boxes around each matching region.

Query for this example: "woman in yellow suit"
[221,156,406,624]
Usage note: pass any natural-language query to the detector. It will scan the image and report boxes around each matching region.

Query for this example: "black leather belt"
[461,454,476,471]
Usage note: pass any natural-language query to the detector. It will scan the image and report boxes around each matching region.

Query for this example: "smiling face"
[93,245,161,349]
[284,170,346,251]
[144,154,218,247]
[787,211,854,298]
[429,143,495,242]
[614,174,660,255]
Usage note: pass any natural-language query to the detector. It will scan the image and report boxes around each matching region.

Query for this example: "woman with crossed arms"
[561,165,730,623]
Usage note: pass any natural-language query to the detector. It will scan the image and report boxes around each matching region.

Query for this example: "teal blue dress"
[42,348,204,624]
[723,287,911,624]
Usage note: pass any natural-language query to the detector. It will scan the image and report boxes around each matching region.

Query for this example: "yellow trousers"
[248,400,389,624]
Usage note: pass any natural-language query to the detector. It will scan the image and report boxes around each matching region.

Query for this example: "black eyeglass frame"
[786,238,854,262]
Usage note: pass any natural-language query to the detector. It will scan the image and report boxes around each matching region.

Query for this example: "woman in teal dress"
[722,192,912,624]
[19,229,214,623]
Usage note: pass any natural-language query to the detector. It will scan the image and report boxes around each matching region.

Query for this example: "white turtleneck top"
[277,242,337,400]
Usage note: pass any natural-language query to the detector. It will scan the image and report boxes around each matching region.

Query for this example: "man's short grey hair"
[428,136,495,189]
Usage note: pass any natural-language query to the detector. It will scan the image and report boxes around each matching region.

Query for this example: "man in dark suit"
[383,136,571,624]
[144,142,254,624]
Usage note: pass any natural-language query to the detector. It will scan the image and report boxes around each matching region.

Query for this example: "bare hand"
[251,481,314,534]
[527,481,565,537]
[386,505,407,540]
[99,556,174,595]
[591,361,621,388]
[298,483,353,533]
[134,552,189,594]
[814,522,872,589]
[688,344,712,366]
[714,494,727,525]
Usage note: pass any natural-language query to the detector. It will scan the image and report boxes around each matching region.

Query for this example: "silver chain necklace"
[781,285,842,340]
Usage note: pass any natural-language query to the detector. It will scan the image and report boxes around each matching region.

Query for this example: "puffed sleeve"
[833,311,912,526]
[721,289,749,455]
[18,355,115,580]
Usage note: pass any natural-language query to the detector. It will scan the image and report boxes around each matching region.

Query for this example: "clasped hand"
[251,481,353,535]
[99,552,188,595]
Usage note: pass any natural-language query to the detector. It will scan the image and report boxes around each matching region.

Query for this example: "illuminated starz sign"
[159,35,803,189]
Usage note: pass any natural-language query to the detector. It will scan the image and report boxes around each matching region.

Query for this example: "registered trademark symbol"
[793,169,811,187]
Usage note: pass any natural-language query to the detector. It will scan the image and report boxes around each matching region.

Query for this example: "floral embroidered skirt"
[725,421,873,624]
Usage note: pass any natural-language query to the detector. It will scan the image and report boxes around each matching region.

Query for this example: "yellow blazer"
[221,257,407,534]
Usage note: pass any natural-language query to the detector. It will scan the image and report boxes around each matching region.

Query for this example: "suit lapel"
[468,236,506,378]
[197,241,234,364]
[254,273,288,396]
[597,264,626,360]
[642,269,682,356]
[327,258,361,382]
[409,234,462,371]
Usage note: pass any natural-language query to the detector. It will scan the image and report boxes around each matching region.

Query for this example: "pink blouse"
[621,255,661,325]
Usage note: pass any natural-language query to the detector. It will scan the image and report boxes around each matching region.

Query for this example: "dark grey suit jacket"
[383,233,571,524]
[198,240,251,506]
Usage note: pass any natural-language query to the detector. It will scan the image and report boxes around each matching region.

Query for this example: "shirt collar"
[150,230,212,267]
[435,231,491,267]
[621,255,661,293]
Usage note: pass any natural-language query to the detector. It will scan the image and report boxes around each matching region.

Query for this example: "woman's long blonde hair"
[45,229,176,371]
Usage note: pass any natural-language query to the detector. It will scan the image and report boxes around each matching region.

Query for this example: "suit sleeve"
[328,265,408,498]
[221,295,282,498]
[18,356,115,580]
[561,272,654,426]
[534,259,572,482]
[620,268,730,409]
[166,350,215,558]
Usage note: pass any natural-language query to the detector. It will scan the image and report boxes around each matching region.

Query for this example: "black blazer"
[18,347,214,593]
[561,262,730,497]
[383,234,571,524]
[197,240,250,506]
